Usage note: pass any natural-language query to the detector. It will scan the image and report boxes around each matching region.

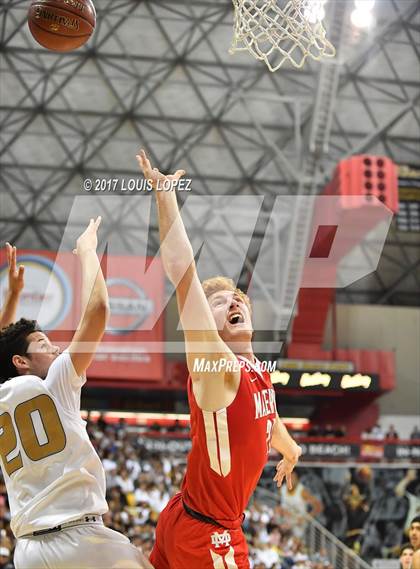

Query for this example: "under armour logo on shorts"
[211,530,231,549]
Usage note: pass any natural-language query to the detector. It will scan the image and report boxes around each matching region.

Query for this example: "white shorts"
[14,523,147,569]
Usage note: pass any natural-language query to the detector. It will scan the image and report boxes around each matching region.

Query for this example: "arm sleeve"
[44,351,86,413]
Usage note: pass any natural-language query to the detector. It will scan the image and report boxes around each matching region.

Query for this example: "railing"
[255,487,373,569]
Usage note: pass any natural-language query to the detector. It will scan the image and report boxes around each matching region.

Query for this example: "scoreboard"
[397,163,420,232]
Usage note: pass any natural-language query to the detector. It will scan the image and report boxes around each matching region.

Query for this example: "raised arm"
[0,243,25,329]
[395,469,417,497]
[136,150,239,411]
[69,217,110,377]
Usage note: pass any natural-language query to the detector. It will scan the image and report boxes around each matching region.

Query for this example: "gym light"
[351,8,374,29]
[304,0,327,24]
[351,0,375,29]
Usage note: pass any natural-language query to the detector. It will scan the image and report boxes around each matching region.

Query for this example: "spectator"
[334,425,347,438]
[361,427,373,440]
[115,417,127,433]
[371,423,385,441]
[253,541,278,567]
[410,426,420,441]
[148,482,169,514]
[97,412,107,431]
[324,425,335,438]
[353,467,373,502]
[280,471,323,518]
[395,469,419,534]
[166,420,180,433]
[126,450,142,480]
[102,449,117,472]
[115,467,135,495]
[399,544,414,569]
[307,424,318,437]
[343,484,369,549]
[386,425,400,440]
[134,480,151,506]
[409,516,420,552]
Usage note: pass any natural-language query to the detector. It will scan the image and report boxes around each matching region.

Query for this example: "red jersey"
[181,356,277,529]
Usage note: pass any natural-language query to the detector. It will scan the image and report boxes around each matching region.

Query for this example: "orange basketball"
[28,0,96,52]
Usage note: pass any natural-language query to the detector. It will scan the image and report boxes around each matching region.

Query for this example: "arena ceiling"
[0,0,419,316]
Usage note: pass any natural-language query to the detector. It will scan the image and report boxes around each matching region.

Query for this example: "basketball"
[28,0,96,52]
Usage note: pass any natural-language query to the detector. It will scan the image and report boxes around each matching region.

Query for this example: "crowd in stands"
[305,424,347,438]
[0,416,335,569]
[258,462,420,563]
[297,422,420,441]
[145,417,420,443]
[1,415,419,568]
[361,424,420,441]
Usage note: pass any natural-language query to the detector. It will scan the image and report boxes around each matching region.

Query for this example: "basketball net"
[230,0,336,71]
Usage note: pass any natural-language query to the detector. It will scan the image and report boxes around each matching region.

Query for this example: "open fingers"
[137,149,152,173]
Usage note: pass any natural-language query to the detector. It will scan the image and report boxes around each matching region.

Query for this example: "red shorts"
[150,493,250,569]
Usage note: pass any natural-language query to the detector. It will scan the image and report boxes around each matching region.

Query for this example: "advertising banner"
[0,250,164,381]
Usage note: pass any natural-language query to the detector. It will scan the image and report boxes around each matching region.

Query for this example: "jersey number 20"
[0,394,66,476]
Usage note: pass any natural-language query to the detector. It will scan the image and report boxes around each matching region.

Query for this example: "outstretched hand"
[73,217,101,256]
[273,445,302,490]
[136,149,185,191]
[6,243,24,295]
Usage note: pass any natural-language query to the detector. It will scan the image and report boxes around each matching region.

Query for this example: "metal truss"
[0,0,419,309]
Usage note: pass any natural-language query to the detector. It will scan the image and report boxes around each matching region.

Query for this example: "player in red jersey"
[137,150,302,569]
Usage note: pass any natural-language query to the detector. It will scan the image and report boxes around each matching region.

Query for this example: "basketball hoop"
[230,0,336,71]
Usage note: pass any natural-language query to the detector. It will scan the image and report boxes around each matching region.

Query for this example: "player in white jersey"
[0,219,152,569]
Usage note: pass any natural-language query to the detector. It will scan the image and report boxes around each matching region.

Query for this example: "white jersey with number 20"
[0,352,108,538]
